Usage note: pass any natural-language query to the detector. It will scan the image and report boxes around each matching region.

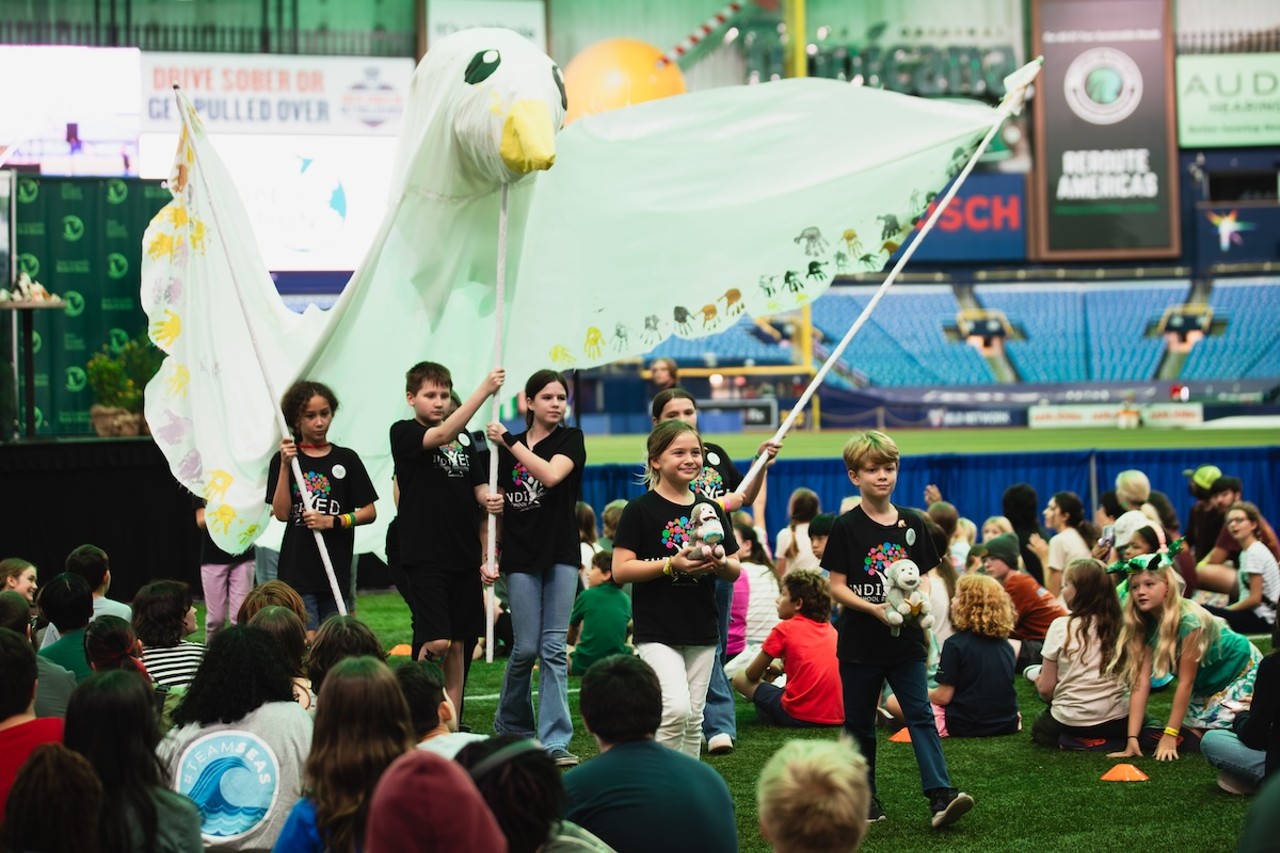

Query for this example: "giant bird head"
[397,29,566,196]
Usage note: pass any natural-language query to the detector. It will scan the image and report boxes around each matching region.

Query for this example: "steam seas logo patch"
[1063,47,1143,126]
[176,730,282,843]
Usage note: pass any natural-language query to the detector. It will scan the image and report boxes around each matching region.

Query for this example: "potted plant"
[85,333,164,436]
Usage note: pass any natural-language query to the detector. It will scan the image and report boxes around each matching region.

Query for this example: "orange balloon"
[563,38,687,125]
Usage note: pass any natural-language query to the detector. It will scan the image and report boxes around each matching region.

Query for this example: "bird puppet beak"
[500,99,557,175]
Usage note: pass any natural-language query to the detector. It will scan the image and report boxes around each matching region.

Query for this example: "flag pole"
[734,60,1043,498]
[171,86,348,616]
[485,182,510,663]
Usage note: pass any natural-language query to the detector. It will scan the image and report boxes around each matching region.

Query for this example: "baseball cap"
[1114,510,1159,548]
[1182,465,1222,492]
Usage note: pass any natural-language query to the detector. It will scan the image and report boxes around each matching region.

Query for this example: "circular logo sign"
[1063,47,1143,126]
[906,528,917,546]
[18,253,39,279]
[108,328,130,354]
[31,331,42,354]
[62,215,86,242]
[176,730,282,843]
[458,432,472,447]
[16,178,37,204]
[706,451,721,466]
[106,178,129,204]
[107,253,129,279]
[63,291,86,318]
[332,464,347,479]
[65,366,87,393]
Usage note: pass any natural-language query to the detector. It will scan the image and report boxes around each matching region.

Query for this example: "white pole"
[735,60,1042,498]
[485,182,510,663]
[173,87,347,616]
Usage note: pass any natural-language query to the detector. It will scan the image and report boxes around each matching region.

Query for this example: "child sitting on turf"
[731,570,843,727]
[568,551,632,676]
[929,574,1020,737]
[757,739,870,853]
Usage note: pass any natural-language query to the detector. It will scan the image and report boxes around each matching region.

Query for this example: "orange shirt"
[1002,571,1067,642]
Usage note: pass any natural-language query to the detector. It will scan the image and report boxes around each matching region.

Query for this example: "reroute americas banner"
[1030,0,1180,259]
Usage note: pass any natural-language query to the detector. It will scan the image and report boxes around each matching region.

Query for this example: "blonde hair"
[950,574,1015,639]
[842,430,898,472]
[642,420,702,488]
[981,516,1013,540]
[1108,562,1218,686]
[757,739,869,853]
[955,518,977,546]
[1114,469,1151,510]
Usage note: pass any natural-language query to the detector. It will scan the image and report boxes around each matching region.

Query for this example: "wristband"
[1163,726,1180,738]
[1127,736,1139,741]
[502,431,516,448]
[662,557,674,577]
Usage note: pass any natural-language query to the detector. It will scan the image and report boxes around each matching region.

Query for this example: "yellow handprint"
[549,345,576,367]
[168,206,190,227]
[584,327,604,359]
[151,309,182,347]
[189,219,207,254]
[204,469,234,503]
[238,523,261,549]
[208,503,237,535]
[166,364,190,398]
[147,232,176,260]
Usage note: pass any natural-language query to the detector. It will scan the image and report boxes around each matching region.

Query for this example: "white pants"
[636,642,717,758]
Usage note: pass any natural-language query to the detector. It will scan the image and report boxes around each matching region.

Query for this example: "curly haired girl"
[929,573,1019,737]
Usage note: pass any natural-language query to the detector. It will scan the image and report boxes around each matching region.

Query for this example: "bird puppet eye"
[465,50,502,85]
[552,66,567,111]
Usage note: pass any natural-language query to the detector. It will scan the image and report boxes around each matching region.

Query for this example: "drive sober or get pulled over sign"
[1031,0,1181,259]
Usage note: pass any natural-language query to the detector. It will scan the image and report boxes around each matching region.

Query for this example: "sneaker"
[1217,772,1254,796]
[1023,664,1042,683]
[547,748,579,768]
[929,789,974,829]
[707,733,735,755]
[867,797,887,823]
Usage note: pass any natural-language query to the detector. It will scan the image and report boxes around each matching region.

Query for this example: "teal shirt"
[569,583,631,676]
[1148,607,1254,696]
[39,627,92,682]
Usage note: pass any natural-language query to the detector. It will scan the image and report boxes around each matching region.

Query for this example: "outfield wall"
[582,445,1280,544]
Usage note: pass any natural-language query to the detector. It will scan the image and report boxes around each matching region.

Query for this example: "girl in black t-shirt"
[485,370,585,766]
[268,380,377,635]
[613,420,740,758]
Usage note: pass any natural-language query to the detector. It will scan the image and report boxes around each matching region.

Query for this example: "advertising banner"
[1028,401,1203,428]
[1195,202,1280,267]
[141,54,415,136]
[15,178,168,435]
[1177,54,1280,148]
[902,172,1027,263]
[1031,0,1181,259]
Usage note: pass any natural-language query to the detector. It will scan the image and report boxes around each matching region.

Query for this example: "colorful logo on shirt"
[292,471,332,499]
[864,541,908,578]
[507,460,545,511]
[662,514,695,551]
[434,440,470,478]
[690,465,726,500]
[176,730,282,843]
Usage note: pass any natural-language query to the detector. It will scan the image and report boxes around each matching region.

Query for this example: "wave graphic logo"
[176,730,282,842]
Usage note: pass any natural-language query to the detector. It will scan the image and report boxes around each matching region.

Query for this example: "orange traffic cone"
[1101,763,1149,782]
[389,643,412,657]
[889,727,912,743]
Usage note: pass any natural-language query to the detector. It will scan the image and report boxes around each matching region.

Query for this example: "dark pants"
[840,657,952,797]
[1030,708,1128,748]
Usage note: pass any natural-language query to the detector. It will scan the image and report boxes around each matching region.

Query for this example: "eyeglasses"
[1226,516,1249,526]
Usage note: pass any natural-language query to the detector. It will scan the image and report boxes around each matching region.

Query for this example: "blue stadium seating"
[646,315,793,366]
[1180,279,1280,380]
[975,286,1087,383]
[1083,284,1187,381]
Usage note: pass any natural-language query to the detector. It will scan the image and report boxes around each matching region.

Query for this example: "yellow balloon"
[563,38,687,125]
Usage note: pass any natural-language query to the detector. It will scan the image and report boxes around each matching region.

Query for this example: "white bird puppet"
[141,28,1004,555]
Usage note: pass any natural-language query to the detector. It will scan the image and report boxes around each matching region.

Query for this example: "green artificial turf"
[224,591,1256,853]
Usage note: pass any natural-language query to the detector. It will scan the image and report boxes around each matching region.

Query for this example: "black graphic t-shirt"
[390,419,486,571]
[690,442,742,501]
[497,426,585,574]
[613,490,740,647]
[821,503,939,665]
[266,445,377,595]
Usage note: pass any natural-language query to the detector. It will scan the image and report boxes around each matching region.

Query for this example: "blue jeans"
[840,657,952,797]
[702,577,738,741]
[494,564,576,751]
[1201,729,1265,791]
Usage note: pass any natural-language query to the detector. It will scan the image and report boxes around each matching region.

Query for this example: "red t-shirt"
[762,613,844,725]
[1003,572,1067,642]
[0,717,64,822]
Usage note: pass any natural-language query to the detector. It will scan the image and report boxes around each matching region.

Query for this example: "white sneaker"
[1023,664,1042,683]
[707,733,734,755]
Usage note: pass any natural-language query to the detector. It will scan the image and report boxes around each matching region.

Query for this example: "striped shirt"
[142,642,205,689]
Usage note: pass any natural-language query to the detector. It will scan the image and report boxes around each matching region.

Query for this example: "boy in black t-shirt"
[390,361,504,716]
[821,430,973,830]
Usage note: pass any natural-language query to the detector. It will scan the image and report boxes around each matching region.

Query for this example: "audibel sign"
[1031,0,1180,259]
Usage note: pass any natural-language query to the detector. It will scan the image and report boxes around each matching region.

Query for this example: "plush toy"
[686,502,726,564]
[882,558,934,637]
